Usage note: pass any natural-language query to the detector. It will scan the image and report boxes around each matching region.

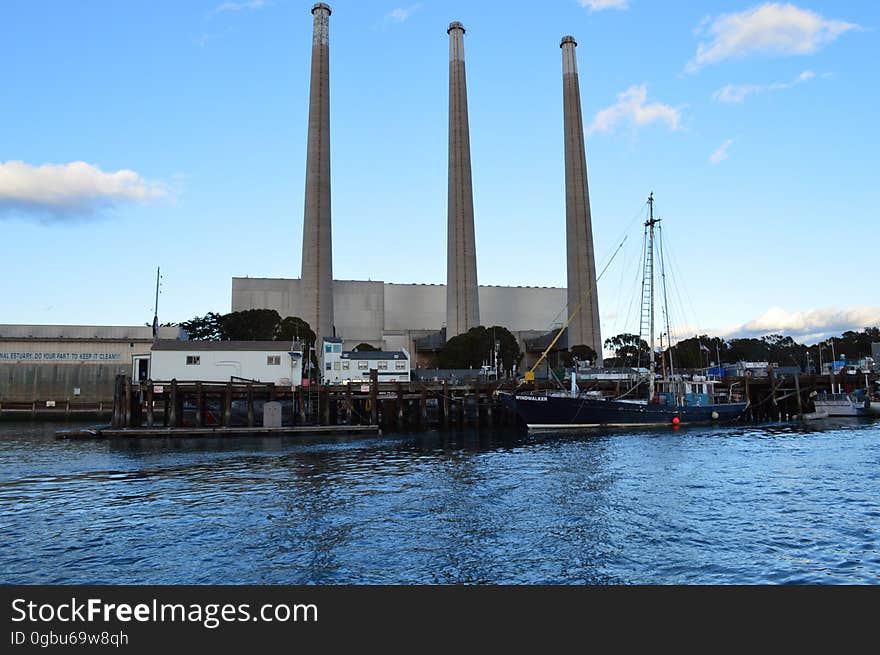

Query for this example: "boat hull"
[813,398,870,417]
[500,392,747,430]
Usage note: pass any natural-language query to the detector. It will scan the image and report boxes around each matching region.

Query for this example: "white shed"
[147,341,304,387]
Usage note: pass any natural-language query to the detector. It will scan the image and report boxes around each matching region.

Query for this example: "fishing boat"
[811,391,874,417]
[501,193,748,430]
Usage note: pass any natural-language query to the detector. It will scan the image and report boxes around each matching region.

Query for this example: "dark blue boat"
[508,193,748,431]
[500,387,747,430]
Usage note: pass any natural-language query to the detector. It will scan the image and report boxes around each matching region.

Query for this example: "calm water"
[1,420,878,584]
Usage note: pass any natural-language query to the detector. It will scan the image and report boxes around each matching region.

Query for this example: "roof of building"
[152,340,298,352]
[0,324,184,341]
[341,351,408,360]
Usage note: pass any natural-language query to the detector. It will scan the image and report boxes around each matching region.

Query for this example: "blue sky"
[1,0,877,344]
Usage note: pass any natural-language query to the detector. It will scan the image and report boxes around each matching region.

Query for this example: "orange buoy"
[671,416,681,426]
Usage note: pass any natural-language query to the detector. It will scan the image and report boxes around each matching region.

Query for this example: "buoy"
[711,411,719,420]
[671,416,680,426]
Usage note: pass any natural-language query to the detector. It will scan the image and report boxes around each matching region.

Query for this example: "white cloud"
[709,139,734,164]
[588,85,681,135]
[211,0,268,16]
[579,0,629,11]
[385,4,422,23]
[686,3,858,72]
[716,306,880,343]
[712,83,763,104]
[0,161,166,221]
[713,69,816,103]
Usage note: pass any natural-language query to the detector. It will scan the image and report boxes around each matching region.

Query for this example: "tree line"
[602,327,879,371]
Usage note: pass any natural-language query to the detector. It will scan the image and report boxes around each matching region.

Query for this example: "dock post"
[794,374,803,418]
[346,383,353,425]
[195,382,203,428]
[370,369,379,426]
[458,390,465,429]
[420,387,428,430]
[111,374,123,427]
[768,365,780,421]
[298,387,307,425]
[124,377,132,427]
[486,383,494,429]
[169,379,178,427]
[743,375,751,422]
[146,383,154,427]
[247,384,254,428]
[442,380,449,429]
[396,383,404,431]
[224,382,232,427]
[320,386,329,426]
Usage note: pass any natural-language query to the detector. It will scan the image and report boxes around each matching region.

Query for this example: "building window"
[395,361,406,371]
[186,355,200,365]
[333,344,342,353]
[267,355,281,366]
[358,361,368,371]
[326,345,332,354]
[333,361,340,370]
[326,362,331,371]
[342,361,350,370]
[377,361,388,370]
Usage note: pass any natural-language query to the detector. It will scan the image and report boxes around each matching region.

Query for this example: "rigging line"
[657,223,675,379]
[660,230,702,340]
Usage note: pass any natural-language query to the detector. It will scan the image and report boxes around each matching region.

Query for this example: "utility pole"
[152,266,160,340]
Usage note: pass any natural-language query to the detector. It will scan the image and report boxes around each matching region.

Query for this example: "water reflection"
[0,420,878,584]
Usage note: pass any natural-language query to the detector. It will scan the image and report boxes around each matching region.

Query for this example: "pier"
[45,368,877,440]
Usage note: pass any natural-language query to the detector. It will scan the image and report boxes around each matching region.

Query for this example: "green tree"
[438,326,522,372]
[353,343,379,352]
[219,309,281,341]
[561,344,598,367]
[275,316,316,345]
[668,335,727,369]
[603,333,648,366]
[178,312,224,341]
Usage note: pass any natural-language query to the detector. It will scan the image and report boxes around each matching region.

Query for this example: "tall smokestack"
[561,35,601,355]
[301,3,334,343]
[445,21,480,339]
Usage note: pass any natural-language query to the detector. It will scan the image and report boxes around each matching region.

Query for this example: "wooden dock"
[56,424,380,440]
[53,369,875,440]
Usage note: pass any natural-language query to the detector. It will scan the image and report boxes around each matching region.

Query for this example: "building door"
[133,355,150,382]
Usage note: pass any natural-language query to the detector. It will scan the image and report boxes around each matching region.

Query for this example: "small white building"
[145,341,304,387]
[321,337,411,384]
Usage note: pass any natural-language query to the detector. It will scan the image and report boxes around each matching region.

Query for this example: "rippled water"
[1,420,878,584]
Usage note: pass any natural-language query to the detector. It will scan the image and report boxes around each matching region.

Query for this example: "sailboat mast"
[647,194,656,403]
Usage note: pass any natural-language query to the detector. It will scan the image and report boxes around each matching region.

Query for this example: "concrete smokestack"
[561,35,601,355]
[301,3,334,343]
[445,21,480,339]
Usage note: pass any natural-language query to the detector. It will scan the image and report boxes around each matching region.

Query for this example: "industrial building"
[232,278,567,366]
[234,6,603,367]
[0,324,183,405]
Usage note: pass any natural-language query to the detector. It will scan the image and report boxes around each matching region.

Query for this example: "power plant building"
[232,278,566,365]
[233,8,602,367]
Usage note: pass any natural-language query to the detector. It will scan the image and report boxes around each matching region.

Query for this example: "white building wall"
[321,339,410,384]
[150,349,303,386]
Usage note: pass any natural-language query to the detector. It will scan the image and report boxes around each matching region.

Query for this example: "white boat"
[812,392,870,417]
